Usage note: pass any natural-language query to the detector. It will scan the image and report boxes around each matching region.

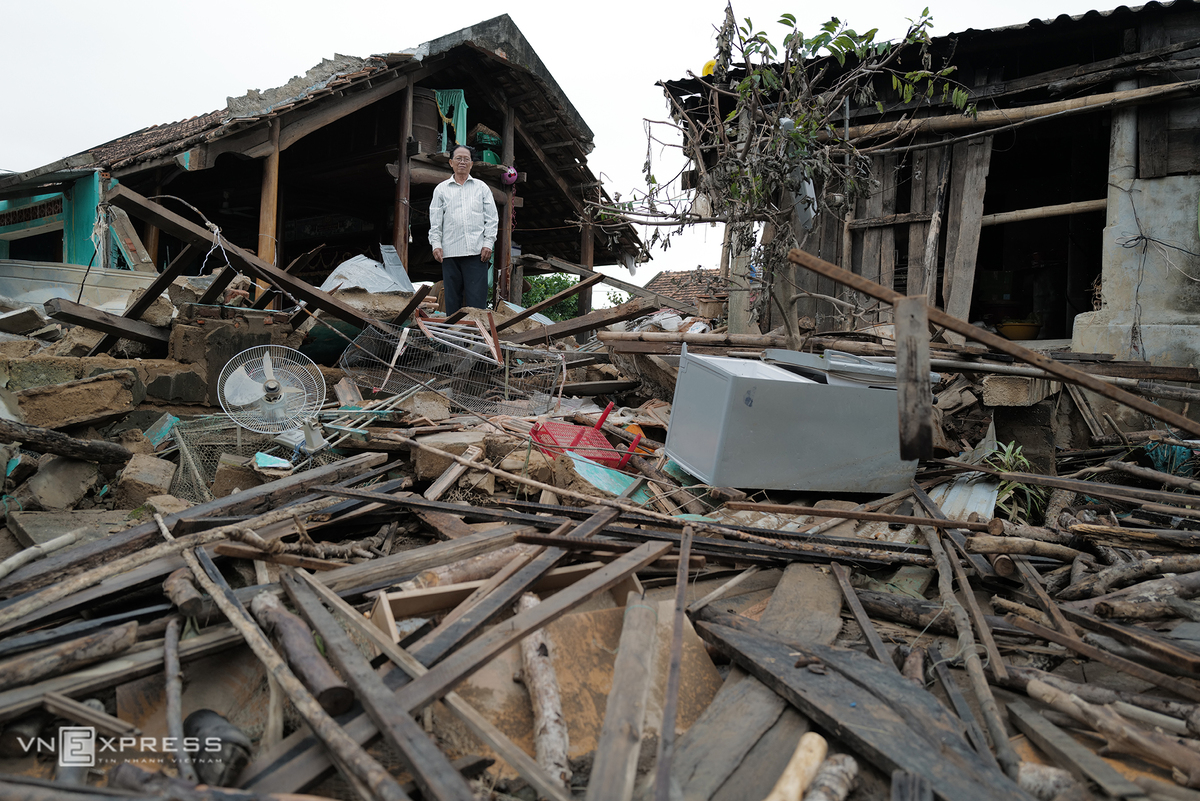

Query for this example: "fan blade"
[262,351,276,382]
[224,365,266,406]
[281,386,305,395]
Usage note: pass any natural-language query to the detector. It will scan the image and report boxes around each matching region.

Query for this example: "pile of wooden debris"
[4,237,1200,801]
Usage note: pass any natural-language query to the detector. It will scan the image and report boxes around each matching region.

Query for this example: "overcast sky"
[2,0,1102,285]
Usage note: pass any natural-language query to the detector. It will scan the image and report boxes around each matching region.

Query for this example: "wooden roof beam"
[536,256,697,314]
[104,183,395,335]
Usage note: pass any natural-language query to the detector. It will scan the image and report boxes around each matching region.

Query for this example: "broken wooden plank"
[0,418,133,464]
[185,548,410,801]
[425,445,483,502]
[538,255,698,314]
[318,526,524,595]
[926,644,999,771]
[919,520,1019,778]
[42,691,139,738]
[289,569,573,801]
[0,626,240,724]
[895,296,934,459]
[722,502,990,532]
[1007,700,1144,799]
[941,136,992,345]
[104,183,395,335]
[44,297,168,345]
[1009,615,1200,703]
[788,247,1200,439]
[652,527,694,801]
[282,570,476,801]
[496,271,604,331]
[1013,556,1078,638]
[501,297,651,346]
[0,452,388,598]
[830,562,896,668]
[90,244,200,356]
[391,541,670,710]
[213,543,345,572]
[1059,606,1200,673]
[671,564,842,801]
[694,611,1034,801]
[243,544,668,796]
[586,591,659,801]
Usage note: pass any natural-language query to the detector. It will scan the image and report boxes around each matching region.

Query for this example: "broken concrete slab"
[0,307,46,335]
[6,509,133,548]
[210,454,266,498]
[12,456,100,511]
[398,391,452,422]
[124,288,175,328]
[115,454,178,509]
[169,318,278,405]
[145,366,207,404]
[980,375,1060,407]
[53,326,104,357]
[143,494,193,516]
[412,431,490,480]
[16,370,143,429]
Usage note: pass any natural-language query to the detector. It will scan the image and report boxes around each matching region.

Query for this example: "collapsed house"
[0,14,644,319]
[5,6,1200,801]
[662,0,1200,375]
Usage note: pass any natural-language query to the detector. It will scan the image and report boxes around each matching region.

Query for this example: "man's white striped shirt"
[428,175,498,258]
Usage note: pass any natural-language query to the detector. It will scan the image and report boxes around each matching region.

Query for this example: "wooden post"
[941,136,993,345]
[921,151,951,306]
[256,119,281,304]
[895,296,934,460]
[144,173,162,269]
[499,103,515,304]
[579,215,594,316]
[586,592,659,801]
[393,83,413,268]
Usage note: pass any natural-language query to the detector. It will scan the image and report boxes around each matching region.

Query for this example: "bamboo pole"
[980,198,1106,227]
[164,618,198,784]
[922,523,1020,778]
[846,78,1200,141]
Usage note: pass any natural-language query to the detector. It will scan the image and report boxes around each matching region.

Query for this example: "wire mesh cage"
[339,323,565,417]
[169,415,341,505]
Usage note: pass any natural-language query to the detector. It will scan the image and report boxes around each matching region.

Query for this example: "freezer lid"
[681,350,818,383]
[762,348,939,386]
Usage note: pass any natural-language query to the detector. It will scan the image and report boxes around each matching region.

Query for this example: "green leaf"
[779,12,796,24]
[875,101,885,114]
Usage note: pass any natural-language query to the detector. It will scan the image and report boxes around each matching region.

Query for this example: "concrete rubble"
[1,259,1200,801]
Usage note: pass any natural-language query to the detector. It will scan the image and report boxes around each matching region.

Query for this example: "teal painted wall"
[0,172,103,266]
[65,173,101,266]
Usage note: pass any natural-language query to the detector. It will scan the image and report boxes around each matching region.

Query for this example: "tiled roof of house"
[642,268,729,305]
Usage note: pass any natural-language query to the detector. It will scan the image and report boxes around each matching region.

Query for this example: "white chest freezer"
[664,348,919,493]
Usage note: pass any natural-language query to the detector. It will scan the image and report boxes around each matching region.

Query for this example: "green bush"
[522,273,580,322]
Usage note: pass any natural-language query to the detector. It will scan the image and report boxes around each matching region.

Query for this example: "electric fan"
[217,345,327,449]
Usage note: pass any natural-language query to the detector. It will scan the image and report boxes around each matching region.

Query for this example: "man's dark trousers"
[442,255,489,313]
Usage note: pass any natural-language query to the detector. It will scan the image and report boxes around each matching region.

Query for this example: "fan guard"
[217,345,325,434]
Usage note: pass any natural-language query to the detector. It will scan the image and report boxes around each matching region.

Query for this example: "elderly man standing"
[428,144,499,314]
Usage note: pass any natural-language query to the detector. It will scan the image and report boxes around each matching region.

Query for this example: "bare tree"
[591,5,971,346]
